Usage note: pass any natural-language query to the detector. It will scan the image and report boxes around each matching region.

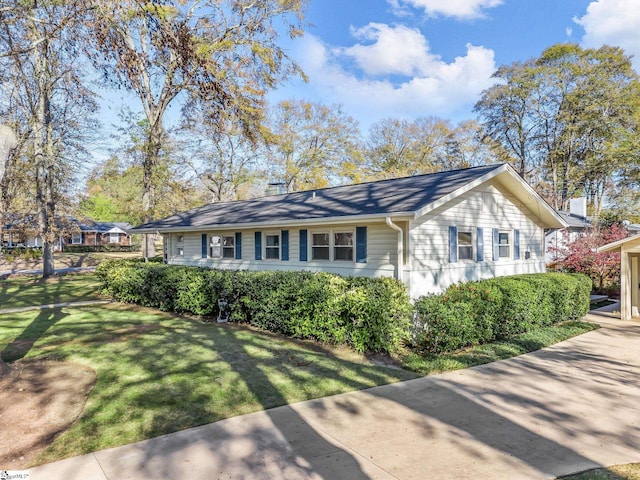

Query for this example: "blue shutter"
[281,230,289,261]
[299,229,308,261]
[201,233,207,258]
[476,227,484,262]
[514,229,520,260]
[254,232,262,260]
[235,232,242,259]
[356,226,367,263]
[492,228,499,261]
[449,226,458,263]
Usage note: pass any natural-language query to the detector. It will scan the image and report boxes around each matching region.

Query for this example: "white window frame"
[457,230,474,261]
[333,231,354,262]
[309,229,355,262]
[311,232,330,261]
[71,232,82,245]
[209,235,222,258]
[209,234,236,259]
[176,234,184,257]
[498,231,511,258]
[264,232,280,260]
[109,233,120,244]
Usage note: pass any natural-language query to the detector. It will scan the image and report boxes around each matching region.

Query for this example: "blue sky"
[269,0,640,130]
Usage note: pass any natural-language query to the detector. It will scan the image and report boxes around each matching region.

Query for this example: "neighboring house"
[597,233,640,321]
[132,164,566,298]
[545,198,591,263]
[545,197,640,264]
[2,216,133,251]
[58,220,133,250]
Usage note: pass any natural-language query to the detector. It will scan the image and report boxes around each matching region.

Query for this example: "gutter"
[385,217,404,283]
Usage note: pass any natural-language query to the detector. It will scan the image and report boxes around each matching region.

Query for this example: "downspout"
[385,217,404,283]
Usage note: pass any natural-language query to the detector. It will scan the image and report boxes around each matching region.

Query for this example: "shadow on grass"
[2,308,66,362]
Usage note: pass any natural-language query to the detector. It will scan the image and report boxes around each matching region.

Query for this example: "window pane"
[223,236,234,247]
[459,246,473,260]
[334,232,353,246]
[334,246,353,261]
[265,247,279,259]
[210,236,222,258]
[499,246,510,258]
[499,232,509,245]
[266,235,279,247]
[312,247,330,260]
[458,231,472,246]
[312,233,329,246]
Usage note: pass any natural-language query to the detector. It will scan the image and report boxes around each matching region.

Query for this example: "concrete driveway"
[29,305,640,479]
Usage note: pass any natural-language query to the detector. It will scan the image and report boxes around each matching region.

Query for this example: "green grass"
[398,321,599,375]
[0,304,418,465]
[0,273,602,467]
[0,273,104,310]
[559,464,640,479]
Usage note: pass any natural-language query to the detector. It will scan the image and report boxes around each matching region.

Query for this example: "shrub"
[413,273,591,353]
[96,260,413,353]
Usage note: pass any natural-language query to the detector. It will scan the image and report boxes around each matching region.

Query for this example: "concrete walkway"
[28,303,640,480]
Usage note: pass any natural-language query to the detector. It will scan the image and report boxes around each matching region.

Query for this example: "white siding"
[408,182,546,298]
[165,223,398,279]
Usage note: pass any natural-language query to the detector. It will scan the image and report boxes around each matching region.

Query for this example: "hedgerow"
[96,261,591,355]
[95,260,412,353]
[412,272,591,353]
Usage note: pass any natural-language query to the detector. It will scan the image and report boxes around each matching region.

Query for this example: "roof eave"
[130,211,415,234]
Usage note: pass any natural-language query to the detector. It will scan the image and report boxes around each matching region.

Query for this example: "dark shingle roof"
[132,164,504,231]
[556,211,590,228]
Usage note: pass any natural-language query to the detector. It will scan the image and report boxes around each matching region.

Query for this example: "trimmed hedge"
[95,260,412,353]
[412,273,591,354]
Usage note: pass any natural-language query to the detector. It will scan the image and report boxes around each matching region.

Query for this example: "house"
[131,164,566,298]
[2,216,133,251]
[545,198,591,263]
[597,234,640,321]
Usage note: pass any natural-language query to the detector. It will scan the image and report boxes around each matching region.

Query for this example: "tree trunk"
[33,25,55,278]
[141,121,163,259]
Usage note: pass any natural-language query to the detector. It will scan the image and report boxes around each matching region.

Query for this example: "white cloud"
[391,0,503,19]
[290,32,496,127]
[575,0,640,69]
[341,23,440,76]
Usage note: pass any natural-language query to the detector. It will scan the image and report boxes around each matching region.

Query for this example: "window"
[458,231,473,260]
[499,231,510,258]
[265,233,280,259]
[209,235,222,258]
[176,235,184,256]
[71,233,82,245]
[334,232,353,261]
[109,233,120,244]
[312,233,330,260]
[222,235,235,258]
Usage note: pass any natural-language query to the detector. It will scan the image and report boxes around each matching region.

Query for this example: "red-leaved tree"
[552,223,628,291]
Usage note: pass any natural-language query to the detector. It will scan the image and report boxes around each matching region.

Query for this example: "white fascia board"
[413,164,509,219]
[131,212,415,234]
[413,164,568,229]
[597,233,640,253]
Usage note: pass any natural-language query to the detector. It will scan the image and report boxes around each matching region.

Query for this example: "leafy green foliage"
[412,273,592,353]
[96,260,412,353]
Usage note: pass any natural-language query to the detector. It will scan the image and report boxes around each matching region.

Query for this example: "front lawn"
[0,273,104,310]
[399,320,598,375]
[0,304,418,465]
[559,464,640,479]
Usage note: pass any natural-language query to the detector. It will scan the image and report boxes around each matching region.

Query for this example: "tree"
[552,223,629,291]
[0,0,96,277]
[179,113,261,202]
[264,100,361,192]
[362,117,495,180]
[474,60,539,178]
[0,124,17,250]
[88,0,307,255]
[476,44,640,213]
